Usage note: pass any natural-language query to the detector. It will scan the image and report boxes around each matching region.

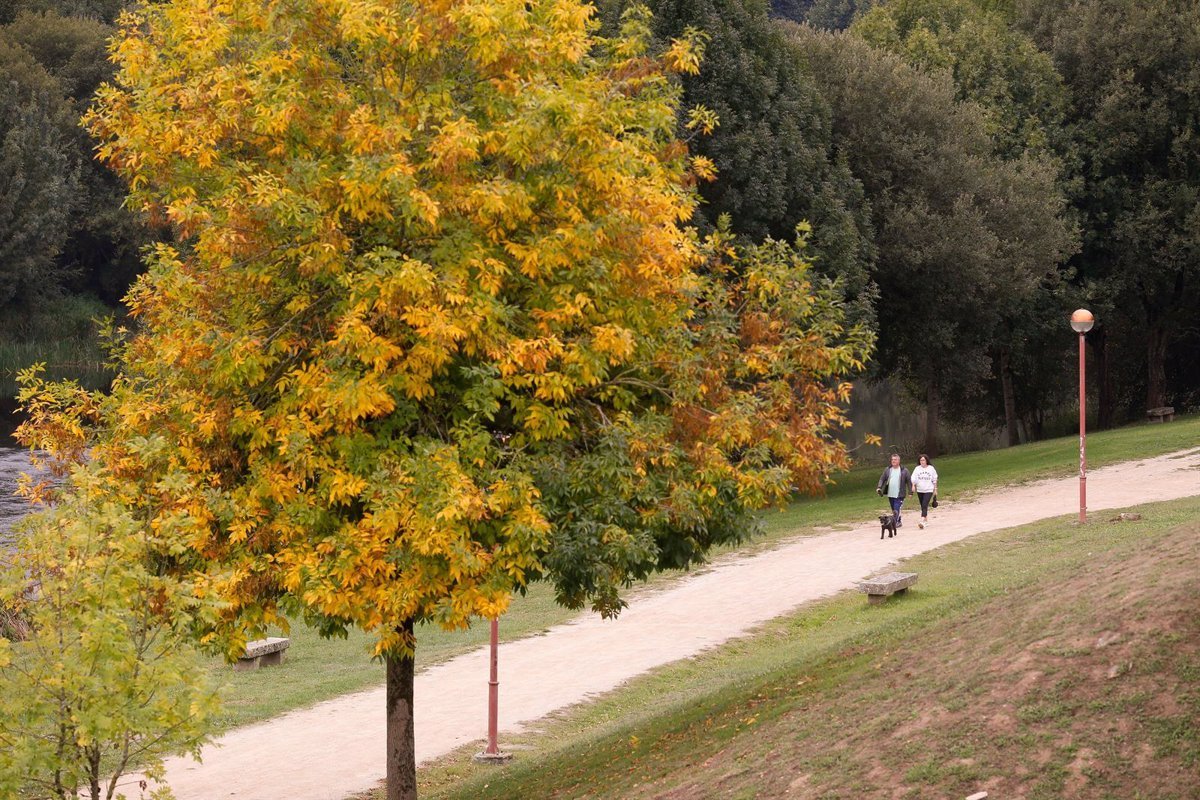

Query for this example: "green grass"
[210,413,1200,733]
[0,338,111,396]
[212,580,569,730]
[0,295,116,397]
[411,494,1200,800]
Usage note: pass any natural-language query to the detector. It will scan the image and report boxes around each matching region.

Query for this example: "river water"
[0,447,41,547]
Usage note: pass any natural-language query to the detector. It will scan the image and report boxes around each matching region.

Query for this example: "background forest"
[2,0,1197,455]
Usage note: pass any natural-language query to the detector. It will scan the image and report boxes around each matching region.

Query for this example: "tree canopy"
[0,35,80,312]
[853,0,1066,158]
[0,465,220,800]
[790,25,1075,452]
[850,0,1079,442]
[15,0,870,796]
[1017,0,1200,414]
[649,0,877,326]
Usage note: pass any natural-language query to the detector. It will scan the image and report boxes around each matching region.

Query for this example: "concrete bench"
[859,572,917,605]
[1146,406,1175,423]
[235,637,290,671]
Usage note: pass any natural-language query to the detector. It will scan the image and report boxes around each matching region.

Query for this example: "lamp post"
[1070,309,1094,523]
[486,617,500,755]
[474,617,511,763]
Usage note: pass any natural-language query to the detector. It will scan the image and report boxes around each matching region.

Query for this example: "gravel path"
[128,447,1200,799]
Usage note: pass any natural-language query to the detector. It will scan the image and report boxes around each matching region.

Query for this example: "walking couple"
[876,453,939,529]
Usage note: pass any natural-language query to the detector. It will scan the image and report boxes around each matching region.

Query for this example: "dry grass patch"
[628,530,1199,800]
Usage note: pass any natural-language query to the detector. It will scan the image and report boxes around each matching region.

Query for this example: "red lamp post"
[1070,308,1094,523]
[485,618,500,754]
[474,617,511,763]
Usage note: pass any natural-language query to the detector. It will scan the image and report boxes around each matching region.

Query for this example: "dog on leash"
[878,512,898,539]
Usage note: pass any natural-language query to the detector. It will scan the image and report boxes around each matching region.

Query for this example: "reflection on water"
[0,448,42,547]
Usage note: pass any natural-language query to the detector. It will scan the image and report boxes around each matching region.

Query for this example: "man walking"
[876,453,910,528]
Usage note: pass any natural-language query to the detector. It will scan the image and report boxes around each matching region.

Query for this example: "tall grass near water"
[0,295,115,399]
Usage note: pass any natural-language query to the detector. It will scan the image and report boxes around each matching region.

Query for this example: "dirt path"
[125,447,1200,800]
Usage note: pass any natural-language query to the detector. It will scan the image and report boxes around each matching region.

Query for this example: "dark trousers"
[889,496,903,523]
[917,491,933,517]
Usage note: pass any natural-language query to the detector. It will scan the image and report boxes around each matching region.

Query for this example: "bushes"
[0,469,221,800]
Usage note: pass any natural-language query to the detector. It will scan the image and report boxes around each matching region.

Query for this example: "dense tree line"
[642,0,1199,451]
[0,0,150,402]
[849,0,1079,444]
[1015,0,1200,423]
[1,0,1197,449]
[849,0,1200,437]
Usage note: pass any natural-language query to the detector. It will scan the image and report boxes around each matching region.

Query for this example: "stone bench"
[1146,406,1175,423]
[235,637,290,671]
[859,572,917,605]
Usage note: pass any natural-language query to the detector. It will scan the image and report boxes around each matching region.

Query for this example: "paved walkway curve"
[127,448,1200,799]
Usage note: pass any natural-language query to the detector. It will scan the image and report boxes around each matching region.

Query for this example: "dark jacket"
[877,465,911,499]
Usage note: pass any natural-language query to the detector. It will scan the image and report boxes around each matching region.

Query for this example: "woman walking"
[876,453,910,527]
[911,454,938,529]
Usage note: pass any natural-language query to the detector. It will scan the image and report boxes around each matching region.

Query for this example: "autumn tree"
[41,1,872,798]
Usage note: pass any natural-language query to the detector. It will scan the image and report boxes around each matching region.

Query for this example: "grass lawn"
[409,493,1200,800]
[211,581,569,730]
[211,414,1200,733]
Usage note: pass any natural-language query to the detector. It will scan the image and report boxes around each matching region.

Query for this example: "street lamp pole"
[486,617,500,755]
[1070,309,1094,523]
[474,616,511,763]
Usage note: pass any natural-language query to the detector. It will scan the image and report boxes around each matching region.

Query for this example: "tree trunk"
[1146,324,1169,410]
[998,347,1019,447]
[924,380,940,458]
[88,746,101,800]
[1092,326,1113,429]
[386,620,417,800]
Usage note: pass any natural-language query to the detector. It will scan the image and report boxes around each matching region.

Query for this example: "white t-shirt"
[912,465,938,493]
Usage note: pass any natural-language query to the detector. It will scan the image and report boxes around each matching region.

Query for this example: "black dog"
[879,512,898,539]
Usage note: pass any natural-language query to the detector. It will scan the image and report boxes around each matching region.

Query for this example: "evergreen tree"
[852,0,1080,442]
[791,26,1075,453]
[650,0,877,324]
[0,37,79,311]
[1018,0,1200,416]
[3,10,152,307]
